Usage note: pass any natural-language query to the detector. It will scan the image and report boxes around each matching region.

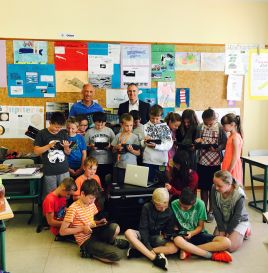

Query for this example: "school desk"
[0,171,43,231]
[242,156,268,218]
[0,198,14,271]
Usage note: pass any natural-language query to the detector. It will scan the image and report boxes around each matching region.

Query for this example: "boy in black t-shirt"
[34,112,72,198]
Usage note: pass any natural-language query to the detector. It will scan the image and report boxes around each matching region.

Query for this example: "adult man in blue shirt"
[69,83,103,117]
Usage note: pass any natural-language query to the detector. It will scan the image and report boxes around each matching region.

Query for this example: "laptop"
[124,164,157,188]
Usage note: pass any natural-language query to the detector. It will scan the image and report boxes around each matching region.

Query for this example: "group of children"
[34,103,249,270]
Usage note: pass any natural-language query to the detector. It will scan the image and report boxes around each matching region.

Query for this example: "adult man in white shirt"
[118,83,150,124]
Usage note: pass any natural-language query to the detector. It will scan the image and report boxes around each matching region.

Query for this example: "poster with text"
[8,64,56,98]
[88,43,120,88]
[0,105,44,138]
[121,44,151,88]
[248,49,268,99]
[0,41,7,87]
[151,44,175,81]
[54,41,88,71]
[13,40,48,64]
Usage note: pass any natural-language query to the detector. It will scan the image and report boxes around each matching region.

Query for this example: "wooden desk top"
[0,172,43,180]
[0,199,14,221]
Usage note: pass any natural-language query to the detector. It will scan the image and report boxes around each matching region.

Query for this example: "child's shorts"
[188,232,215,245]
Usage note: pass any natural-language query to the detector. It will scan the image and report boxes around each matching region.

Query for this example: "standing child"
[73,157,105,212]
[60,179,128,263]
[164,112,181,169]
[195,108,227,222]
[212,170,250,252]
[129,110,144,142]
[221,114,243,185]
[176,109,199,170]
[142,105,173,183]
[34,112,71,197]
[85,112,115,189]
[111,113,140,185]
[76,114,89,138]
[130,110,144,166]
[66,117,87,179]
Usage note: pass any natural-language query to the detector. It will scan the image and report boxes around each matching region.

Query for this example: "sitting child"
[165,150,198,198]
[125,188,175,271]
[43,177,77,241]
[60,179,128,263]
[212,170,250,252]
[171,187,232,263]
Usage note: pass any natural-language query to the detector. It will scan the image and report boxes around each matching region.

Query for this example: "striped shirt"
[64,200,98,246]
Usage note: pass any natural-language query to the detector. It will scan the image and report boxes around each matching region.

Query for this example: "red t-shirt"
[43,192,66,235]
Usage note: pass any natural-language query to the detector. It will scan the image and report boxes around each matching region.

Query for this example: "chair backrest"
[248,149,268,156]
[3,158,34,168]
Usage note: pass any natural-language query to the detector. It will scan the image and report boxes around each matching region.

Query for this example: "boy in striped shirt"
[60,179,127,262]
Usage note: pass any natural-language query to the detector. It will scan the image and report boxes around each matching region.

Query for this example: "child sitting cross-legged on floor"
[169,187,233,263]
[60,179,129,263]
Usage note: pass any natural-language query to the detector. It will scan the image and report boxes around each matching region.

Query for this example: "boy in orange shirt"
[73,157,105,212]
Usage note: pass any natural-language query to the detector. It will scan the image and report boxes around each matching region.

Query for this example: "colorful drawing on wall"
[157,82,176,108]
[138,88,157,106]
[0,105,44,138]
[0,40,7,87]
[121,44,151,88]
[56,71,88,92]
[106,89,128,108]
[201,52,225,71]
[175,52,201,71]
[7,64,56,98]
[13,40,48,64]
[176,88,190,108]
[88,43,120,88]
[151,44,175,81]
[54,41,88,71]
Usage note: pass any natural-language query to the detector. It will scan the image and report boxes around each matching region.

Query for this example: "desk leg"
[242,159,246,187]
[263,168,268,216]
[0,220,6,271]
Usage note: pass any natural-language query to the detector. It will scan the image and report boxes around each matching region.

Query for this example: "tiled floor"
[4,189,268,273]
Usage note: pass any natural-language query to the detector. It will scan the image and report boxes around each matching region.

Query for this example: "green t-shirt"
[171,198,207,232]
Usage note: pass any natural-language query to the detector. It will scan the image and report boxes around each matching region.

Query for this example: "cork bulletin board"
[0,40,243,153]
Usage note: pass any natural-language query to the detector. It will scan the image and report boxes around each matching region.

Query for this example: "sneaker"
[113,238,129,249]
[206,212,214,223]
[180,250,191,260]
[127,247,143,259]
[244,227,251,240]
[153,253,168,271]
[211,251,232,263]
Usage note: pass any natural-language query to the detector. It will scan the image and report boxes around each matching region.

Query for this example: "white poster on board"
[0,106,44,138]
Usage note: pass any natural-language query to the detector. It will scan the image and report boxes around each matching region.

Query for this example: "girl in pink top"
[221,114,243,185]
